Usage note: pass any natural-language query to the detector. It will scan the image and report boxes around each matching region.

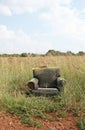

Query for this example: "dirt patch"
[0,112,78,130]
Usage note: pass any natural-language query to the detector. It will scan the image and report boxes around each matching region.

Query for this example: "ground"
[0,112,78,130]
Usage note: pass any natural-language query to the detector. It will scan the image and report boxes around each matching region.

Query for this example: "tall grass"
[0,56,85,126]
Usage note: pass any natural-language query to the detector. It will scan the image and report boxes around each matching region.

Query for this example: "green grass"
[77,118,85,130]
[0,56,85,127]
[0,94,65,127]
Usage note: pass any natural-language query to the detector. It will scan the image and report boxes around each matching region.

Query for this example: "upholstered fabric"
[33,67,60,88]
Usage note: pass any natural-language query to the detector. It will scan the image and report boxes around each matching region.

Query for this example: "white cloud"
[39,0,85,44]
[0,4,12,16]
[81,9,85,13]
[0,25,15,39]
[50,3,78,36]
[54,0,72,5]
[40,12,51,21]
[0,0,51,15]
[1,0,71,15]
[0,25,53,53]
[0,0,85,53]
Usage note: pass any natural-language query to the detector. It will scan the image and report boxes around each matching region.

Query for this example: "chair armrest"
[27,78,39,90]
[57,77,66,91]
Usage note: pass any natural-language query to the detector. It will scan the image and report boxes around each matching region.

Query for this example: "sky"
[0,0,85,54]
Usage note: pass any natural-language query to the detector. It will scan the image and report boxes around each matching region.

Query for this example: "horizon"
[0,50,85,55]
[0,0,85,53]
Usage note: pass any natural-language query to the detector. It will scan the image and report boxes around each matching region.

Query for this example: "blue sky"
[0,0,85,54]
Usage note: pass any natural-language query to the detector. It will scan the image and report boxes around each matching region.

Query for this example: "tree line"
[0,50,85,57]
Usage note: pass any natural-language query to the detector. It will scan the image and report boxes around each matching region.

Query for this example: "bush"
[21,53,28,57]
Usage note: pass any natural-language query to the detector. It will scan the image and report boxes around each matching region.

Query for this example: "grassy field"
[0,56,85,128]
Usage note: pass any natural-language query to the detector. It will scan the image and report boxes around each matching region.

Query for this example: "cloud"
[39,0,85,44]
[54,0,72,5]
[0,4,12,16]
[0,25,15,39]
[39,0,85,53]
[50,3,78,36]
[0,0,85,53]
[0,25,53,53]
[0,0,51,15]
[40,12,51,21]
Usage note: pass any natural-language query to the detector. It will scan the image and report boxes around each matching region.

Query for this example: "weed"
[21,116,43,127]
[77,118,85,130]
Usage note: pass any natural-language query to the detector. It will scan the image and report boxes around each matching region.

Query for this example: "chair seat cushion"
[32,88,58,95]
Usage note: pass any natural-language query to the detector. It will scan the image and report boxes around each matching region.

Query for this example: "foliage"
[21,53,28,57]
[0,94,63,127]
[0,50,85,57]
[77,118,85,130]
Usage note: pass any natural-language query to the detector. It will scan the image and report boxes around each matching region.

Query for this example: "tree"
[77,51,85,56]
[21,53,28,57]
